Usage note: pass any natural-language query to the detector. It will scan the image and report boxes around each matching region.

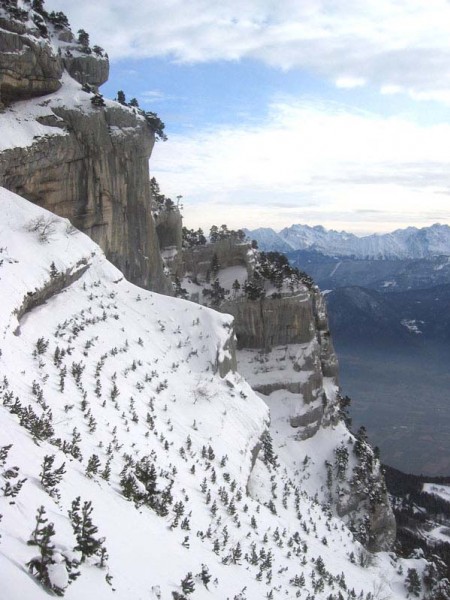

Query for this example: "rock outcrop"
[169,232,395,551]
[0,4,169,293]
[228,289,339,432]
[182,238,251,280]
[0,102,169,292]
[0,15,62,103]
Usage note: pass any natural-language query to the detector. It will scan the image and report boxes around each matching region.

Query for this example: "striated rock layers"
[0,104,169,293]
[167,234,396,551]
[228,287,396,551]
[0,13,108,105]
[0,6,169,293]
[225,287,339,433]
[0,15,63,103]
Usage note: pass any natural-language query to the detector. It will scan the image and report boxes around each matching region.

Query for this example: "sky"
[45,0,450,234]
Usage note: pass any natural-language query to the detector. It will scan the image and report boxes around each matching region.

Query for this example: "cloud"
[335,77,366,89]
[140,90,165,100]
[138,90,182,106]
[150,98,450,231]
[45,0,450,101]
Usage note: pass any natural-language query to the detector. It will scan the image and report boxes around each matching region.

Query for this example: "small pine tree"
[261,431,277,467]
[354,426,368,458]
[86,454,101,478]
[27,506,59,593]
[290,573,305,587]
[101,460,111,481]
[0,444,12,467]
[120,472,140,502]
[199,564,211,589]
[91,93,105,108]
[135,457,157,501]
[49,261,58,278]
[40,454,65,497]
[2,470,27,499]
[231,542,242,564]
[117,90,126,105]
[77,29,90,47]
[181,572,195,596]
[144,111,167,141]
[405,568,422,597]
[69,497,106,564]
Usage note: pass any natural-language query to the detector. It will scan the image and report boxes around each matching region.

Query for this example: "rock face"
[0,104,169,293]
[154,208,183,276]
[172,235,395,551]
[222,292,317,350]
[183,238,251,279]
[0,16,63,103]
[0,6,169,294]
[63,54,109,89]
[229,288,339,429]
[0,10,108,105]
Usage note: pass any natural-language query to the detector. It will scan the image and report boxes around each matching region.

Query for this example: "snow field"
[0,189,421,599]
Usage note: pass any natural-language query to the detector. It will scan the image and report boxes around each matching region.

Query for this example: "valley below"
[336,343,450,476]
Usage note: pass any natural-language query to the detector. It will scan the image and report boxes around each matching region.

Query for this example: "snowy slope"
[247,223,450,259]
[0,189,424,599]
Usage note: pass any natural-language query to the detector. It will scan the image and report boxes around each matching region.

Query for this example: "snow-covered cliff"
[168,236,396,552]
[0,187,423,600]
[0,2,169,293]
[0,4,443,598]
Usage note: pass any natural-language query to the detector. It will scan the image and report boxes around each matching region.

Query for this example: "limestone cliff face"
[0,6,169,293]
[173,235,395,551]
[153,208,183,276]
[0,16,62,103]
[0,11,108,105]
[226,288,339,431]
[223,292,317,349]
[0,104,169,292]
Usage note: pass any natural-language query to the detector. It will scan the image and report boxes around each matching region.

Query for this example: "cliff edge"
[0,3,170,293]
[160,228,396,551]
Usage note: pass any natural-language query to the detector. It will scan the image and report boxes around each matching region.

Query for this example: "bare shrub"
[26,216,59,243]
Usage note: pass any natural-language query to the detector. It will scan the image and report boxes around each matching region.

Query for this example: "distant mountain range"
[244,223,450,260]
[259,222,450,476]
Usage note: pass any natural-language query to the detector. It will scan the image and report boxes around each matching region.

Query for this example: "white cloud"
[150,99,450,232]
[336,77,366,89]
[380,85,404,95]
[45,0,450,101]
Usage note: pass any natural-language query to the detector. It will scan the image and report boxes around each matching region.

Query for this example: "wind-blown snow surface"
[0,189,417,599]
[246,223,450,259]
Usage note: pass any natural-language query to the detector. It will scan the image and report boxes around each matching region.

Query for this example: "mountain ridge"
[245,222,450,259]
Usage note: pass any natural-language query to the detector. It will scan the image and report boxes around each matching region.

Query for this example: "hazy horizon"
[45,0,450,233]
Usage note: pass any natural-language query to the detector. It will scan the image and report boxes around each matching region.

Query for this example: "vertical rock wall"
[0,7,170,293]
